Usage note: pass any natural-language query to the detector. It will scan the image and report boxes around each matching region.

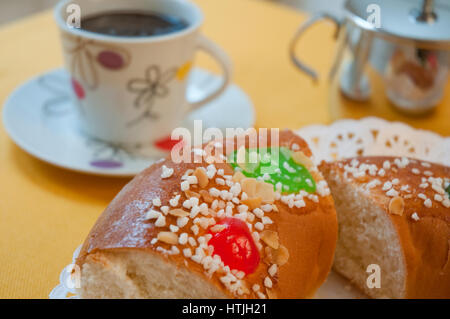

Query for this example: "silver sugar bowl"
[290,0,450,115]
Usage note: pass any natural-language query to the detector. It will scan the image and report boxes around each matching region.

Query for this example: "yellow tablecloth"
[0,0,448,298]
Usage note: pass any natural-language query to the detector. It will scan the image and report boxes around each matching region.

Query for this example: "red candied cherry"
[208,217,260,275]
[154,135,182,151]
[71,78,85,99]
[97,50,125,70]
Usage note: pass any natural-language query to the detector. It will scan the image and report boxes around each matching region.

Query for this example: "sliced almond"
[241,178,257,197]
[264,247,275,264]
[232,171,246,183]
[240,283,250,295]
[355,175,370,183]
[199,189,214,203]
[185,190,200,199]
[276,245,289,266]
[265,245,289,266]
[256,181,275,203]
[241,197,262,210]
[210,224,226,233]
[194,167,209,188]
[157,231,178,245]
[266,288,277,299]
[260,230,279,249]
[272,204,279,212]
[168,208,189,217]
[292,151,314,170]
[389,196,404,216]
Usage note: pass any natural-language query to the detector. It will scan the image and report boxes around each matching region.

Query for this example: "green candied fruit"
[228,146,316,194]
[446,184,450,197]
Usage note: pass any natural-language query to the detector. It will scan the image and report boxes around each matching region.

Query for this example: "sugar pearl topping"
[161,165,174,179]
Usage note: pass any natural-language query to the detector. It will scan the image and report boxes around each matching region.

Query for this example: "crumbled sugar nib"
[169,195,181,207]
[268,264,277,277]
[411,212,420,221]
[316,180,330,196]
[386,188,399,197]
[382,182,392,191]
[181,181,190,191]
[264,276,273,288]
[143,148,335,298]
[161,165,174,179]
[145,209,161,220]
[187,176,198,185]
[366,179,381,189]
[155,215,166,227]
[152,197,161,207]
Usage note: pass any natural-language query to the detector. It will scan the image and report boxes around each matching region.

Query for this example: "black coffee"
[81,11,188,37]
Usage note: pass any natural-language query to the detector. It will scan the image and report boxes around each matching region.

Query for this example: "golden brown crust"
[77,130,338,298]
[321,156,450,298]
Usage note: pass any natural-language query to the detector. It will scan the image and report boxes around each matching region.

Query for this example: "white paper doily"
[296,117,449,166]
[50,117,449,299]
[49,245,82,299]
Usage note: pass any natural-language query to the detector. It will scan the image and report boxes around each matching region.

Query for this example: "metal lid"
[345,0,450,49]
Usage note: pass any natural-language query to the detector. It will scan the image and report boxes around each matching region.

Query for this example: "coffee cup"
[54,0,232,145]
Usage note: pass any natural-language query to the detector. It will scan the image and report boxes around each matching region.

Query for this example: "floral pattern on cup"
[37,72,135,170]
[126,65,177,126]
[62,34,131,90]
[37,70,186,170]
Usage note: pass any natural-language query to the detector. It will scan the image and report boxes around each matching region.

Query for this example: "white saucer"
[3,68,254,177]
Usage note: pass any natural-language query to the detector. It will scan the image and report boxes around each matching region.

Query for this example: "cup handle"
[186,34,233,112]
[289,13,341,81]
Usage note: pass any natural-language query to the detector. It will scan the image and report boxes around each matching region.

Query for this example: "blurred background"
[0,0,345,25]
[0,0,56,24]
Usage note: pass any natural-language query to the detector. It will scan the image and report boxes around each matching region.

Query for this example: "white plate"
[3,68,254,177]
